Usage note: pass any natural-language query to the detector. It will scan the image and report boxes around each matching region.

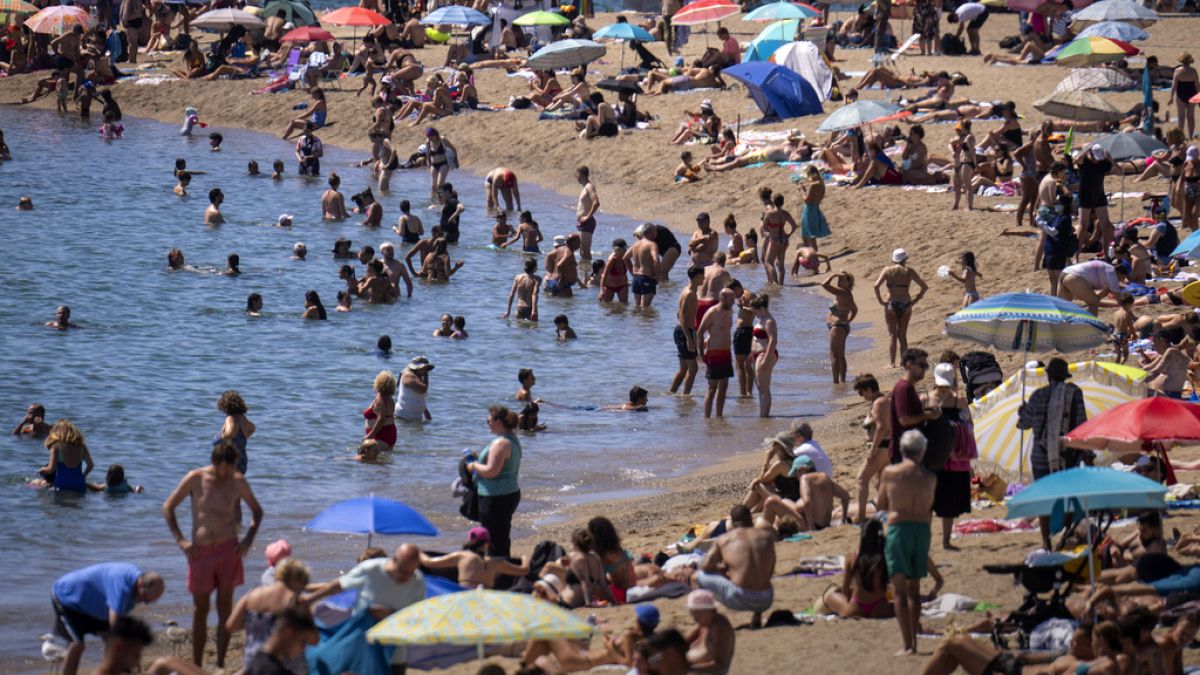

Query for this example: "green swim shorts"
[885,521,931,579]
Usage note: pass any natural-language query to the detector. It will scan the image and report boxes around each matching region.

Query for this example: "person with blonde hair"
[214,390,255,475]
[364,370,397,451]
[36,419,94,493]
[226,557,311,674]
[1170,52,1198,139]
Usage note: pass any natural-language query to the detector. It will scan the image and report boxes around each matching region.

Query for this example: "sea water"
[0,107,861,668]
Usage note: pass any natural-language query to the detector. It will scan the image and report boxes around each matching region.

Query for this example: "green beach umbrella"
[513,10,569,27]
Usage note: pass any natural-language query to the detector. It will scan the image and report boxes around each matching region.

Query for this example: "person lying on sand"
[419,527,529,589]
[901,72,954,112]
[853,68,937,91]
[904,100,1001,125]
[983,35,1047,65]
[644,62,726,95]
[704,138,806,172]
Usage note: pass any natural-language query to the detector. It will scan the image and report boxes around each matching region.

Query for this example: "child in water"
[604,386,649,412]
[99,111,123,140]
[272,160,285,180]
[247,160,260,176]
[209,132,223,152]
[554,314,577,340]
[94,464,143,494]
[515,369,546,432]
[452,316,468,339]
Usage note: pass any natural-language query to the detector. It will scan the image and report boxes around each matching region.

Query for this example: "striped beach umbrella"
[816,99,903,133]
[24,6,94,35]
[367,589,593,659]
[1054,67,1135,92]
[672,0,740,26]
[525,39,606,71]
[1075,20,1150,42]
[970,361,1146,476]
[192,8,265,29]
[945,292,1110,352]
[0,0,39,14]
[1053,36,1138,67]
[420,5,490,26]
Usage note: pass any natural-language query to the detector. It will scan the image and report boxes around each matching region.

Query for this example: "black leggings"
[478,490,521,558]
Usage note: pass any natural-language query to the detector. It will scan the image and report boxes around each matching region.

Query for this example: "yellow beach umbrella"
[970,361,1146,477]
[367,589,593,659]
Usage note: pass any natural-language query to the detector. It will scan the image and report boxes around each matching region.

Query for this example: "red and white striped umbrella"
[673,0,740,26]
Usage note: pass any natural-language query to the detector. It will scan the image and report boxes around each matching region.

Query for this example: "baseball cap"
[687,589,717,611]
[466,526,490,546]
[635,604,661,629]
[265,539,291,567]
[933,363,957,387]
[787,455,815,477]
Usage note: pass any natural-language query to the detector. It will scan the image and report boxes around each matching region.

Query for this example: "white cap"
[933,362,957,387]
[892,248,908,263]
[553,235,567,247]
[701,98,713,109]
[283,21,295,30]
[380,241,393,250]
[277,214,293,226]
[1090,144,1105,161]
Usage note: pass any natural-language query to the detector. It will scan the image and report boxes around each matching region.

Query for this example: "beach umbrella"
[420,5,490,26]
[971,361,1146,476]
[1090,130,1167,220]
[512,10,569,27]
[192,8,265,30]
[1173,232,1200,259]
[1072,0,1158,27]
[261,0,317,26]
[596,78,643,94]
[592,21,656,41]
[305,496,438,546]
[771,41,833,101]
[321,6,390,27]
[280,25,334,42]
[24,6,93,34]
[525,39,607,71]
[1063,397,1200,455]
[1034,90,1123,122]
[816,99,902,133]
[743,19,801,61]
[0,0,39,14]
[1006,467,1166,519]
[672,0,741,26]
[1052,36,1138,67]
[723,61,823,120]
[744,1,820,21]
[1054,67,1136,93]
[946,292,1110,353]
[1075,20,1149,41]
[367,589,593,659]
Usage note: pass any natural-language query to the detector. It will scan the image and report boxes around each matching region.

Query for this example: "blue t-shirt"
[1154,222,1179,261]
[53,563,141,620]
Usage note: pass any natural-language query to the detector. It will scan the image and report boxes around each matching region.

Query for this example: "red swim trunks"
[695,299,717,330]
[187,538,244,595]
[704,349,733,380]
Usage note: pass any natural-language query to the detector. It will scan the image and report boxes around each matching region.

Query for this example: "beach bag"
[940,34,966,56]
[999,35,1021,49]
[457,457,480,522]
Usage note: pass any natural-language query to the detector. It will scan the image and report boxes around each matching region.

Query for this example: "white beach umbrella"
[192,8,266,30]
[1071,0,1158,27]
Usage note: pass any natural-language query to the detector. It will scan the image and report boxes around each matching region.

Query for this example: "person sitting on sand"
[849,139,903,188]
[819,519,893,618]
[683,590,735,674]
[528,70,563,108]
[539,528,614,608]
[544,69,591,112]
[420,527,529,589]
[672,505,776,628]
[579,92,619,139]
[669,100,721,145]
[756,455,851,532]
[899,125,949,185]
[983,33,1048,66]
[281,88,328,140]
[676,151,703,182]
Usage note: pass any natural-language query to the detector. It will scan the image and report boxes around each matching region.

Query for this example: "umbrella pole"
[477,642,484,660]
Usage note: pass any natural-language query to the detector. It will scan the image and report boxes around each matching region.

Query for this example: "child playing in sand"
[554,314,577,340]
[947,251,982,307]
[174,172,191,197]
[1112,293,1136,364]
[675,151,702,183]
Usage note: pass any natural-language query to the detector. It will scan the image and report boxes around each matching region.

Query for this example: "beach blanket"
[952,518,1038,537]
[132,75,179,86]
[920,593,989,618]
[981,203,1020,213]
[661,552,703,572]
[977,180,1020,197]
[1168,499,1200,510]
[626,581,691,603]
[779,555,844,578]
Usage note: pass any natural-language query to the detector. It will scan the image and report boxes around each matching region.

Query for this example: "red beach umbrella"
[673,0,740,25]
[321,6,390,26]
[281,25,335,42]
[1063,397,1200,483]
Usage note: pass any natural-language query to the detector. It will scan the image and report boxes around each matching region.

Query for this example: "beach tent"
[743,19,800,62]
[722,62,823,120]
[769,41,833,101]
[260,0,316,26]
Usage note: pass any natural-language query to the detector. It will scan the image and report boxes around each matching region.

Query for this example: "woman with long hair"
[363,371,397,451]
[37,419,94,493]
[820,519,892,618]
[822,271,857,384]
[214,389,255,475]
[302,290,327,320]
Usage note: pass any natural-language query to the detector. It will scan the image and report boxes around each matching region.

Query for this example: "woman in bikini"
[969,143,1013,191]
[950,120,977,211]
[544,69,590,112]
[363,370,397,451]
[420,238,464,282]
[748,295,778,418]
[790,245,831,278]
[822,271,857,384]
[587,517,636,604]
[1170,52,1198,140]
[819,519,893,618]
[601,240,630,303]
[529,70,563,108]
[540,529,614,608]
[723,214,744,260]
[873,248,928,368]
[1179,146,1200,232]
[424,127,458,205]
[761,191,798,286]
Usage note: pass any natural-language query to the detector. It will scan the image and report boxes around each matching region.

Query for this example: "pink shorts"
[187,538,244,595]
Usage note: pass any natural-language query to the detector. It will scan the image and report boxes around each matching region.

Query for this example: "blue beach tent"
[723,62,823,120]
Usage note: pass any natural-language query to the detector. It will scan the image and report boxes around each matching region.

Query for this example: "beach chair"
[886,32,921,67]
[277,48,301,80]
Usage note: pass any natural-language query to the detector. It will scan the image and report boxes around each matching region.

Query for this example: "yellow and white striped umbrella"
[970,361,1146,477]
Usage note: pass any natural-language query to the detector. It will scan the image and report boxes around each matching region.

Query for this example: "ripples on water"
[0,108,860,666]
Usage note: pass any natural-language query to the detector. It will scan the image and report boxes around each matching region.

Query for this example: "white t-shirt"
[793,440,833,477]
[955,3,986,22]
[1062,260,1122,293]
[338,558,426,614]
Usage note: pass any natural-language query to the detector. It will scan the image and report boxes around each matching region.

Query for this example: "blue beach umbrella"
[1006,467,1166,519]
[945,292,1110,353]
[1172,230,1200,259]
[592,22,656,41]
[744,18,799,61]
[1075,20,1149,42]
[723,61,823,120]
[420,5,490,26]
[306,496,438,546]
[744,1,819,21]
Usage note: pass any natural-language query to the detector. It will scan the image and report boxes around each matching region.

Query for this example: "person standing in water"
[748,295,778,418]
[698,288,736,418]
[671,266,704,395]
[364,370,398,451]
[205,189,224,226]
[822,271,857,384]
[505,258,542,321]
[213,390,255,476]
[396,357,434,422]
[575,166,599,262]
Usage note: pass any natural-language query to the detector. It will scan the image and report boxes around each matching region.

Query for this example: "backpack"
[960,351,1003,402]
[508,540,566,593]
[998,35,1021,49]
[941,34,966,56]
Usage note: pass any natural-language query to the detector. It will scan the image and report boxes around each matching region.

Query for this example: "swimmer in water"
[12,403,51,438]
[17,197,33,210]
[205,188,224,226]
[554,314,577,340]
[332,238,354,260]
[225,253,241,276]
[208,132,223,152]
[47,305,79,330]
[271,160,285,181]
[276,214,294,228]
[603,386,649,411]
[356,439,387,463]
[245,293,263,316]
[247,160,260,176]
[293,242,307,260]
[322,173,350,221]
[374,335,392,358]
[167,248,186,270]
[452,316,468,339]
[174,172,191,196]
[336,290,353,312]
[433,313,455,337]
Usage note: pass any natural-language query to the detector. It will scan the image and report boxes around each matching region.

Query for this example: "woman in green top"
[466,406,522,558]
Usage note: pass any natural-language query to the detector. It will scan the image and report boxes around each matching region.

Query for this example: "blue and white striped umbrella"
[945,292,1110,353]
[1075,20,1150,42]
[592,22,656,41]
[525,39,607,71]
[420,5,490,26]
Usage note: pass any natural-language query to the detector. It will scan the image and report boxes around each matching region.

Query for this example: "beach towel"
[625,581,691,603]
[952,518,1037,536]
[308,610,393,675]
[920,593,983,618]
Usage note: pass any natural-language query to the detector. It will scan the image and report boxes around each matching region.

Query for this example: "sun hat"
[767,430,796,454]
[265,539,292,567]
[406,356,435,372]
[933,363,957,387]
[635,604,661,629]
[687,589,717,611]
[700,98,713,110]
[892,248,908,263]
[466,526,490,546]
[786,455,815,477]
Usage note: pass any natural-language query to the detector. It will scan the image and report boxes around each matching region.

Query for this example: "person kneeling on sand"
[671,505,776,629]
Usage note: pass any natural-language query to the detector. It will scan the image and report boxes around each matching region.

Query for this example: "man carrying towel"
[878,429,936,656]
[680,505,776,629]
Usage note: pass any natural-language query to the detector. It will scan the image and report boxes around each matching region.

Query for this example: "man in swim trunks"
[50,563,164,675]
[322,173,350,221]
[404,225,442,277]
[679,505,775,629]
[759,455,850,532]
[485,167,522,214]
[575,166,599,262]
[379,242,413,298]
[877,429,936,656]
[728,280,756,398]
[688,212,718,267]
[671,266,704,395]
[544,233,581,298]
[698,288,735,418]
[505,258,542,321]
[419,527,530,589]
[696,252,731,330]
[628,225,662,308]
[163,442,263,668]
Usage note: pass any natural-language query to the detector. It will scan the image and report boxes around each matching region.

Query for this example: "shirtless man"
[379,242,413,298]
[358,260,397,304]
[485,167,522,213]
[670,266,703,395]
[683,505,775,629]
[262,10,287,51]
[404,226,442,277]
[204,189,224,226]
[1033,121,1055,181]
[49,25,84,81]
[163,442,263,668]
[759,455,851,532]
[729,281,756,398]
[688,212,719,267]
[1140,330,1190,398]
[575,166,599,262]
[47,305,79,330]
[901,72,954,113]
[697,288,735,418]
[504,258,542,321]
[321,173,350,221]
[627,228,662,308]
[544,234,581,298]
[697,253,731,330]
[877,429,937,656]
[419,527,529,589]
[684,590,735,674]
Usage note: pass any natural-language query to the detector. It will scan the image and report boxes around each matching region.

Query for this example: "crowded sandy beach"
[7,0,1200,672]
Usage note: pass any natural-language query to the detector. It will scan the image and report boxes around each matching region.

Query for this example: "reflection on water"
[0,107,861,668]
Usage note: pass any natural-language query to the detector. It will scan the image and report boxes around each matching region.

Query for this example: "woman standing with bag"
[466,406,522,558]
[924,363,975,552]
